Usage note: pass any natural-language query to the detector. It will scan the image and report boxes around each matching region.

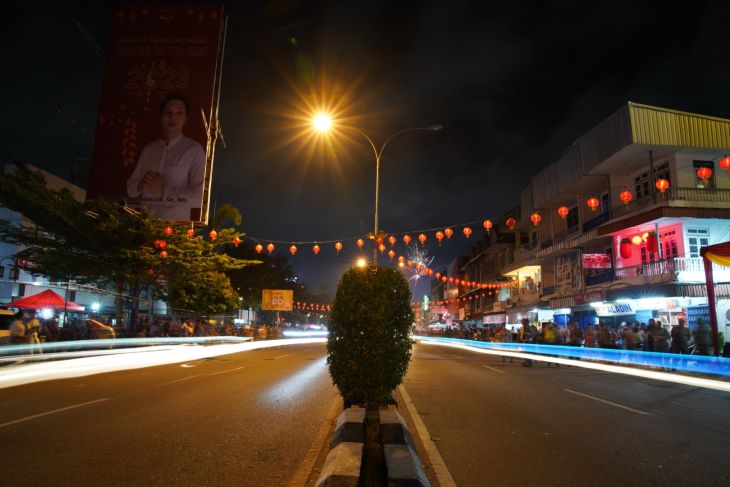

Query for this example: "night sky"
[2,1,729,299]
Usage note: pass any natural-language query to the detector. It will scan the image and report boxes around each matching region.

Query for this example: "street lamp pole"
[351,125,442,265]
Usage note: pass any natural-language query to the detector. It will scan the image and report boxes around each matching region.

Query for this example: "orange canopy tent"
[700,241,730,355]
[11,289,85,312]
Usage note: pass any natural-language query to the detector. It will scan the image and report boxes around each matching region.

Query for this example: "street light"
[313,116,442,264]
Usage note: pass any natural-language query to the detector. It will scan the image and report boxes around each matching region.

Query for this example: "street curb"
[381,408,430,486]
[314,407,365,487]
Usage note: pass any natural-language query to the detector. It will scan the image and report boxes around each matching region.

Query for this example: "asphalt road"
[0,343,338,487]
[400,342,730,487]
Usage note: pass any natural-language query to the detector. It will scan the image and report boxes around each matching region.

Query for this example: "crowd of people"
[419,317,727,357]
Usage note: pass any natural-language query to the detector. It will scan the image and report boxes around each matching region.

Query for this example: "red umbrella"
[11,289,85,312]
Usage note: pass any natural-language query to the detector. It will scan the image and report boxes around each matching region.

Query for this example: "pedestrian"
[670,318,691,370]
[520,318,534,367]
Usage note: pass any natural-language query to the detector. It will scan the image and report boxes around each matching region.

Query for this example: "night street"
[399,342,730,487]
[0,343,338,487]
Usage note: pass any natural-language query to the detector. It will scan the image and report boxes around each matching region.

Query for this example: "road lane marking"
[482,365,505,374]
[0,398,109,429]
[288,394,342,487]
[208,366,244,376]
[273,354,290,360]
[398,385,457,487]
[163,375,200,385]
[564,388,650,415]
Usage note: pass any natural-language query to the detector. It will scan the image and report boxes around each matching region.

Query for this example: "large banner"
[262,290,294,311]
[87,5,225,223]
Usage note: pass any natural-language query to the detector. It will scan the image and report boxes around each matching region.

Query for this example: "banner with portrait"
[87,4,225,223]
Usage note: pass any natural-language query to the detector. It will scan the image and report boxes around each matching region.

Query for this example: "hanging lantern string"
[243,218,487,247]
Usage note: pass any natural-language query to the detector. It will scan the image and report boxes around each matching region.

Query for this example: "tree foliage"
[327,265,414,407]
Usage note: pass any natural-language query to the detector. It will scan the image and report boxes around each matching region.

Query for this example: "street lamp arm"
[377,125,442,160]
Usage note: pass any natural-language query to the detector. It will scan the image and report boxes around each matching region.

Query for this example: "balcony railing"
[611,187,730,219]
[613,257,728,282]
[582,211,611,232]
[585,270,614,286]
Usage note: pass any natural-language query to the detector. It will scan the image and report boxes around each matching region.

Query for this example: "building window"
[634,162,670,198]
[530,230,538,248]
[566,205,579,231]
[686,228,709,258]
[693,160,715,190]
[661,229,678,259]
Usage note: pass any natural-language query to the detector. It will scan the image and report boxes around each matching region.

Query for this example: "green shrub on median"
[327,265,414,407]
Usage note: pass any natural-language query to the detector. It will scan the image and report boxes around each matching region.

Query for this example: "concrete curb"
[315,407,365,487]
[380,408,430,486]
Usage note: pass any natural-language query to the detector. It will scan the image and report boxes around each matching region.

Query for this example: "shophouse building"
[487,102,730,336]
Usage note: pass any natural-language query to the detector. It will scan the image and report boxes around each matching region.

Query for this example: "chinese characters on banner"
[87,5,225,223]
[555,251,583,295]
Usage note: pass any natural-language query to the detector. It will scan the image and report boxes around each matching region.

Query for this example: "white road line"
[564,388,650,415]
[208,366,244,376]
[482,365,505,374]
[163,375,200,385]
[0,398,109,429]
[288,394,342,487]
[398,385,457,487]
[273,354,290,360]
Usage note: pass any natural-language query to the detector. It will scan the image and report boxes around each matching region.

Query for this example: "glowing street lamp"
[356,258,368,269]
[312,113,442,264]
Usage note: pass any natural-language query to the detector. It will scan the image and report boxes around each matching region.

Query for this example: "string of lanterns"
[151,158,730,260]
[294,301,331,312]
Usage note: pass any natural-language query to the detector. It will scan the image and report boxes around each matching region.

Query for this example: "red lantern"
[255,244,263,254]
[436,231,444,244]
[233,237,241,247]
[441,276,447,283]
[655,178,669,193]
[506,217,516,230]
[163,226,173,235]
[145,268,155,275]
[357,238,365,248]
[398,256,405,264]
[388,236,397,246]
[463,226,472,238]
[646,232,658,253]
[619,238,632,259]
[335,242,343,253]
[696,166,712,182]
[436,272,441,279]
[312,244,320,255]
[444,228,454,239]
[483,219,493,232]
[407,260,413,268]
[418,233,427,245]
[376,237,384,246]
[720,155,730,172]
[186,228,195,238]
[557,206,569,219]
[587,197,599,211]
[157,240,167,249]
[530,212,541,226]
[378,243,386,253]
[209,230,218,240]
[388,250,396,261]
[266,243,275,254]
[403,234,412,245]
[160,250,168,258]
[619,190,632,205]
[290,245,297,255]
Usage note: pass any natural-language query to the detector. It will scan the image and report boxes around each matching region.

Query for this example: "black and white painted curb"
[315,407,365,487]
[381,408,430,486]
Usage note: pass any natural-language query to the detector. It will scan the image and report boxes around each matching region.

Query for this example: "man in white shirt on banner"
[126,92,206,222]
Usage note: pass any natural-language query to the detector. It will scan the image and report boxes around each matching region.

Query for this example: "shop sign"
[593,302,634,317]
[429,306,447,314]
[574,290,606,305]
[483,313,506,325]
[582,253,611,269]
[536,309,554,321]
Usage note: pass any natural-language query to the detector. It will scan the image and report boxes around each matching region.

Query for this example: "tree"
[327,265,414,407]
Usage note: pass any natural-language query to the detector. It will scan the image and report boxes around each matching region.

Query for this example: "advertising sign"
[87,5,225,223]
[593,302,634,317]
[556,251,582,294]
[262,290,293,311]
[582,253,612,269]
